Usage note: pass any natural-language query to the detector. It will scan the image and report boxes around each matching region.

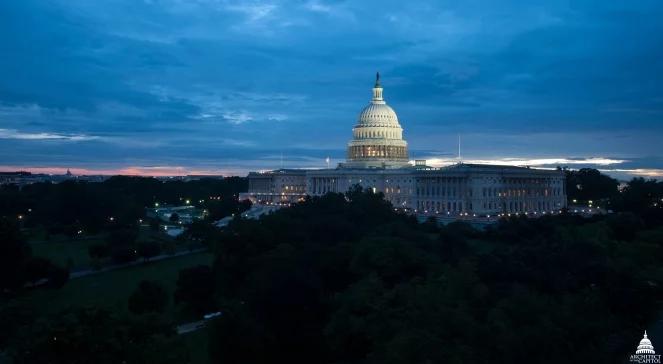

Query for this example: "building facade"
[243,74,566,217]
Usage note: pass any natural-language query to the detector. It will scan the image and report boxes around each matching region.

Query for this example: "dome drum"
[348,145,408,161]
[352,126,403,140]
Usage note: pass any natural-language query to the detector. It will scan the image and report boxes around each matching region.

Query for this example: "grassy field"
[13,251,214,363]
[16,251,213,318]
[19,231,214,363]
[30,237,103,268]
[28,225,177,269]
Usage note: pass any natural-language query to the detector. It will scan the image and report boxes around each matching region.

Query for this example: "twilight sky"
[1,0,662,179]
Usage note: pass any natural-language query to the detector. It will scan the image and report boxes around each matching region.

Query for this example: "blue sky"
[1,0,662,178]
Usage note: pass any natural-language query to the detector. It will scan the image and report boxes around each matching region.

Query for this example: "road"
[177,320,207,335]
[26,247,209,288]
[69,248,208,279]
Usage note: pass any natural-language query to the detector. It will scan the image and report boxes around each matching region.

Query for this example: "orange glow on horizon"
[0,165,245,177]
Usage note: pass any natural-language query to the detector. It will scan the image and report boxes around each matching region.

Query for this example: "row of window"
[482,177,563,185]
[482,187,563,197]
[348,145,408,159]
[416,186,463,197]
[417,199,562,213]
[417,200,466,212]
[354,129,401,139]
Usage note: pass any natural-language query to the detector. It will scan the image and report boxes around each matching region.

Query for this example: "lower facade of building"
[241,164,567,217]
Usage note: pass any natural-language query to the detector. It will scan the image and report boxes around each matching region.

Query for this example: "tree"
[24,257,53,286]
[174,265,216,315]
[128,280,169,314]
[149,219,161,231]
[137,241,161,262]
[88,243,109,259]
[0,218,31,292]
[565,168,619,203]
[110,246,137,264]
[8,307,188,364]
[24,257,70,288]
[44,264,69,289]
[613,177,663,216]
[0,218,67,292]
[208,307,271,364]
[106,226,139,247]
[107,226,139,264]
[205,188,663,363]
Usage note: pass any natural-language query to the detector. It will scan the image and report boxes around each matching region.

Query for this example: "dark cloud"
[0,0,661,176]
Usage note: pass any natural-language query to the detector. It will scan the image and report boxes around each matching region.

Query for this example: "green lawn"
[29,226,177,269]
[30,238,103,268]
[16,252,213,319]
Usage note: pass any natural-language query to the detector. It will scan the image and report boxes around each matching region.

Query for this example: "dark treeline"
[565,168,663,225]
[0,176,248,235]
[3,170,663,363]
[202,184,663,364]
[565,167,620,203]
[0,219,69,294]
[0,176,248,297]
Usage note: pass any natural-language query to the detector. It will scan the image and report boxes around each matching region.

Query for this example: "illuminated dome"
[636,331,656,354]
[345,72,409,168]
[357,103,399,126]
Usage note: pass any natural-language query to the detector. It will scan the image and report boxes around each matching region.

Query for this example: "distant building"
[243,74,566,218]
[145,205,207,224]
[0,170,107,187]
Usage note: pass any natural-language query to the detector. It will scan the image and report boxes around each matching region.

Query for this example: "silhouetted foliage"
[612,177,663,224]
[206,198,252,220]
[128,280,169,314]
[565,168,619,203]
[0,218,31,292]
[174,265,216,316]
[7,307,187,364]
[137,241,161,261]
[205,189,663,364]
[0,217,68,293]
[88,243,109,259]
[0,176,247,233]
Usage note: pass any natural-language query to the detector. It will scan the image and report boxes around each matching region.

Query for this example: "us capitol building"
[243,74,566,218]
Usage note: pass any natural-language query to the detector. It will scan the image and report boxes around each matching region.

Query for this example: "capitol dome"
[357,103,399,126]
[636,331,656,354]
[345,73,409,168]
